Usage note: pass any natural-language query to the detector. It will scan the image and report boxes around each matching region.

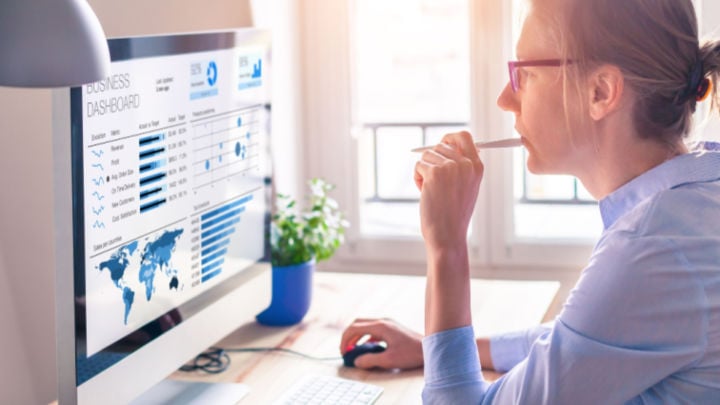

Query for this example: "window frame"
[300,0,720,276]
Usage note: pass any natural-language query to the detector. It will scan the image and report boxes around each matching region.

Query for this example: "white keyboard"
[272,374,383,405]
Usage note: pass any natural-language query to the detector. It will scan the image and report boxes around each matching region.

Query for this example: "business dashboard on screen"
[53,29,272,404]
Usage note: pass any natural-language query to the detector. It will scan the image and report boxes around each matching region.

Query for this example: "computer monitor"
[52,29,273,404]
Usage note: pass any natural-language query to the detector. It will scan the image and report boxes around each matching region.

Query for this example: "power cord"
[178,347,343,374]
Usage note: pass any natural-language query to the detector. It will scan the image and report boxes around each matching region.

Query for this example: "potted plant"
[256,178,349,326]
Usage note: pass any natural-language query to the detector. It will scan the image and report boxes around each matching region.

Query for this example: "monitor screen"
[53,29,272,404]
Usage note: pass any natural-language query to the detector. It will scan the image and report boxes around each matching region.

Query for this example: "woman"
[341,0,720,403]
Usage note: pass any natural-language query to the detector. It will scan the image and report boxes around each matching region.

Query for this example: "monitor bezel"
[53,28,273,405]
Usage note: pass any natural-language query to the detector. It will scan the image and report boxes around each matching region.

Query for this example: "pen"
[411,137,523,153]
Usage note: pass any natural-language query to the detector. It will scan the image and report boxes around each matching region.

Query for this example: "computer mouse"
[343,342,386,368]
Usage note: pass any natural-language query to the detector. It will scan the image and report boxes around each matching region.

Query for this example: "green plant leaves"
[270,178,349,267]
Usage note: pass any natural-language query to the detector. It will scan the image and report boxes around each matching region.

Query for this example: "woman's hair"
[535,0,720,145]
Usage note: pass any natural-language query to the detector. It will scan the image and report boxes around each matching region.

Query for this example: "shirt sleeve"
[421,232,708,404]
[422,326,491,404]
[489,322,553,372]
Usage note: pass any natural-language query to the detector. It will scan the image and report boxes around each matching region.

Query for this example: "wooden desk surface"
[170,271,559,404]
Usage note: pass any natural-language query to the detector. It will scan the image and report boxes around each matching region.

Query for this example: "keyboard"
[272,374,383,405]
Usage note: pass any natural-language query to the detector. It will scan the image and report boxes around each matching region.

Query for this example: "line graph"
[88,146,108,230]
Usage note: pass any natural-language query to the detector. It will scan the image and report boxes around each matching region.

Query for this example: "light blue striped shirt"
[422,142,720,404]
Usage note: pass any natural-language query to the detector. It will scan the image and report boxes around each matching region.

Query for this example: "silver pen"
[411,137,522,153]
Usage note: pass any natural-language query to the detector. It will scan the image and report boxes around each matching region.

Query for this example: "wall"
[700,0,720,140]
[0,250,34,404]
[0,1,255,403]
[0,87,58,405]
[251,0,306,199]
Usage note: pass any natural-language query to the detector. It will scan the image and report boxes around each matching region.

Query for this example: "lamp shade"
[0,0,110,87]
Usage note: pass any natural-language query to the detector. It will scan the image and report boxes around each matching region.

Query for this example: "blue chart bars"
[199,194,253,283]
[138,134,168,214]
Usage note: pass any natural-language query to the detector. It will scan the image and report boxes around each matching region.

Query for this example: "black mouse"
[343,342,386,367]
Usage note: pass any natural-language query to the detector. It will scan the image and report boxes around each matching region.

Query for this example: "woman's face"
[497,8,590,175]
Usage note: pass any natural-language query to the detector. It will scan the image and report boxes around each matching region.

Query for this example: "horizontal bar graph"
[139,172,167,187]
[201,248,227,265]
[198,194,254,284]
[201,217,241,240]
[201,238,230,257]
[139,147,165,160]
[139,133,165,147]
[139,159,167,174]
[200,194,253,221]
[201,259,224,283]
[140,186,165,200]
[201,228,236,249]
[140,198,167,214]
[139,133,169,215]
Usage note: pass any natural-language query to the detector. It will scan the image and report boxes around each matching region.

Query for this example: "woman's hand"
[413,131,484,253]
[414,131,483,334]
[339,318,424,370]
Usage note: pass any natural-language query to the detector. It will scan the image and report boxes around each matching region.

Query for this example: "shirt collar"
[599,141,720,230]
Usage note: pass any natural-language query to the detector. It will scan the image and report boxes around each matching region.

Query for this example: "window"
[353,0,470,238]
[508,0,601,241]
[352,0,603,245]
[300,0,712,274]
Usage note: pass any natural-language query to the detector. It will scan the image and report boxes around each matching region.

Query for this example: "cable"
[178,348,230,374]
[224,347,343,361]
[178,347,343,374]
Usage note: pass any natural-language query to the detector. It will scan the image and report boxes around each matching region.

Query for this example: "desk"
[170,272,559,403]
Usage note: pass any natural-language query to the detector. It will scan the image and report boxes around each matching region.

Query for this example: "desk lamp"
[0,0,109,87]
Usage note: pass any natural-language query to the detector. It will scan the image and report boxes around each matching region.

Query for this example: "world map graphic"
[97,229,184,324]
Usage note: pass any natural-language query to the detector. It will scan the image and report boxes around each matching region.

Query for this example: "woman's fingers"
[414,131,485,250]
[340,319,391,353]
[339,318,424,370]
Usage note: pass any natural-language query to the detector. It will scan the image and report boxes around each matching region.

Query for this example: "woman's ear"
[587,65,625,121]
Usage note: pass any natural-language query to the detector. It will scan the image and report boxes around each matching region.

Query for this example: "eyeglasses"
[507,59,573,93]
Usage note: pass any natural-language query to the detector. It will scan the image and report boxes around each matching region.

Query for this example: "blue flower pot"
[255,260,315,326]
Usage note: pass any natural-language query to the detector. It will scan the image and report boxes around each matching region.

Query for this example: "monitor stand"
[130,379,249,405]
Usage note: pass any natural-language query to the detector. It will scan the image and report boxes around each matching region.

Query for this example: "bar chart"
[138,133,168,214]
[197,194,254,283]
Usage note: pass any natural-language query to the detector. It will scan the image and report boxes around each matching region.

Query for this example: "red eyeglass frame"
[507,59,574,92]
